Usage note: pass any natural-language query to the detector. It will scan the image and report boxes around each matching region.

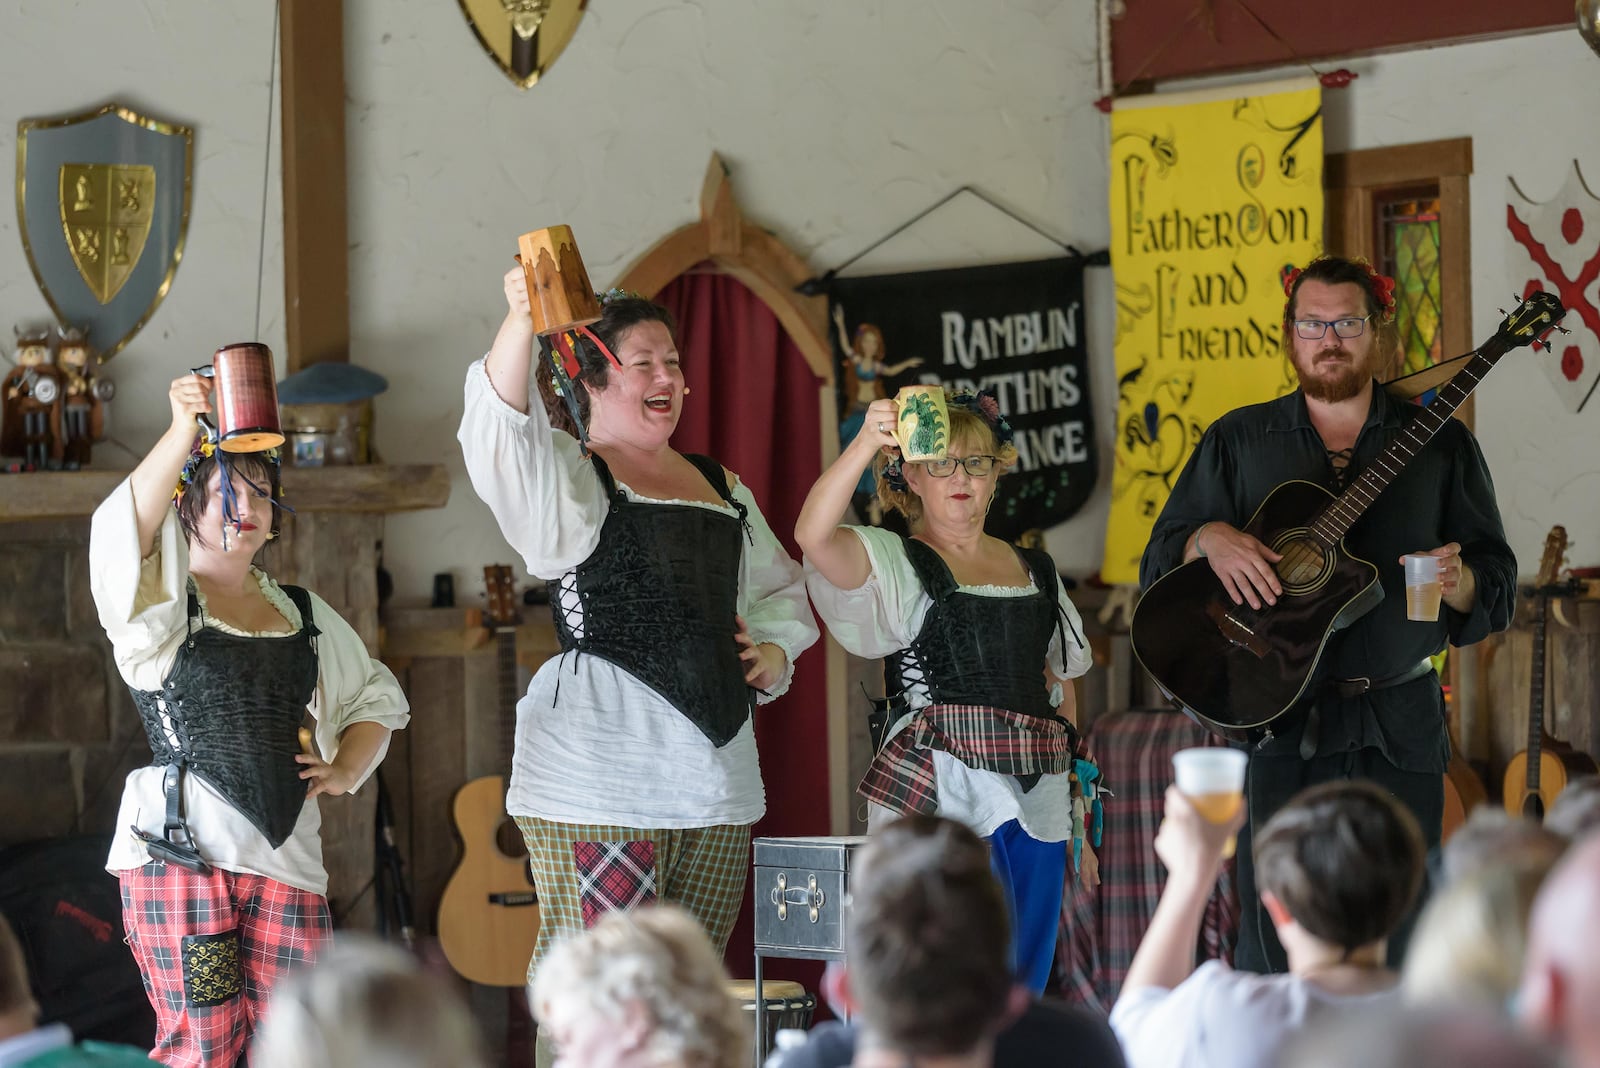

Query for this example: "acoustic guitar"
[1503,526,1596,819]
[437,565,541,987]
[1131,292,1566,738]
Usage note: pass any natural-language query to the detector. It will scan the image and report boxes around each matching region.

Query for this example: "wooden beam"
[280,0,350,372]
[1324,138,1473,190]
[0,464,450,523]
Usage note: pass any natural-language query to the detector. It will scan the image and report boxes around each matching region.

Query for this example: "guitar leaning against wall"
[437,565,541,986]
[1503,526,1597,820]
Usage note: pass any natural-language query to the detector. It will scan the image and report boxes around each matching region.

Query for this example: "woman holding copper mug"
[88,366,409,1067]
[457,263,818,992]
[795,386,1096,993]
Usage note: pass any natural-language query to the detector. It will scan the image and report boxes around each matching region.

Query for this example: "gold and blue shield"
[16,103,193,360]
[456,0,589,90]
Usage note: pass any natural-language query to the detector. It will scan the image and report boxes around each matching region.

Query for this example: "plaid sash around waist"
[858,703,1075,816]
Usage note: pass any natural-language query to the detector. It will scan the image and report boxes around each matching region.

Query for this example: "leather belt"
[1298,660,1436,760]
[1332,659,1436,698]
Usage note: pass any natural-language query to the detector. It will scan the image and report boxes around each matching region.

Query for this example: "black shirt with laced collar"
[1138,382,1516,770]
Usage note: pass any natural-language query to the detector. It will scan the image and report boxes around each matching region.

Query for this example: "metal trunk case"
[751,835,866,960]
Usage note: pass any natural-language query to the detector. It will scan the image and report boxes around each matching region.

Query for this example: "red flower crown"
[1281,259,1397,323]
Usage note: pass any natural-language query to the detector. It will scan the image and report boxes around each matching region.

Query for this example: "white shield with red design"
[1507,162,1600,412]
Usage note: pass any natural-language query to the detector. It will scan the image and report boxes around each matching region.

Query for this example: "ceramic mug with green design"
[893,385,949,463]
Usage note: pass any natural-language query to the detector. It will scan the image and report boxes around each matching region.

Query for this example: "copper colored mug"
[192,343,284,453]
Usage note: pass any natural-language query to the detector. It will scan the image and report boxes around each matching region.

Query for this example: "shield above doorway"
[456,0,589,89]
[16,103,193,361]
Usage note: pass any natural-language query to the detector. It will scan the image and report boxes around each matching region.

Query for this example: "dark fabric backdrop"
[654,265,831,1000]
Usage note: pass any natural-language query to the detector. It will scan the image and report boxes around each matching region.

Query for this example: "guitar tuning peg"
[1497,307,1508,316]
[1556,325,1571,335]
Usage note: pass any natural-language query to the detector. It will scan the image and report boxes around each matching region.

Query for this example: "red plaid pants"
[119,862,331,1068]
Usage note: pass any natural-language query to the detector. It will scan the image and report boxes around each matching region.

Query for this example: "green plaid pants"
[514,815,751,986]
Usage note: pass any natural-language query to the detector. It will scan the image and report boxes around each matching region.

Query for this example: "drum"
[726,979,815,1067]
[195,343,284,453]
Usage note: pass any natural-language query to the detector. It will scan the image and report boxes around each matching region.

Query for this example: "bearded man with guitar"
[1137,255,1519,974]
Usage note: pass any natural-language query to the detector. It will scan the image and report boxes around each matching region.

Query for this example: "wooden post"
[280,0,350,372]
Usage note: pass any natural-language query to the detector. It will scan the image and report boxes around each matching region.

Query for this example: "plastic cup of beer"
[1172,747,1248,859]
[1402,554,1443,622]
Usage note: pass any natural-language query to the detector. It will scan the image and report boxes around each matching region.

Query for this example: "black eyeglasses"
[1292,315,1372,340]
[919,455,999,477]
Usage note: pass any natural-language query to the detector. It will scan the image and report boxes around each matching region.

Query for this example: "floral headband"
[881,387,1014,492]
[172,429,285,549]
[598,287,646,306]
[1281,258,1397,323]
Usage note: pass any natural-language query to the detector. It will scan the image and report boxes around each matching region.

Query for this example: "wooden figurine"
[57,326,111,466]
[1,327,64,469]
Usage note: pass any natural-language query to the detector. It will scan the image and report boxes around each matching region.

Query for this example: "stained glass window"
[1379,194,1444,379]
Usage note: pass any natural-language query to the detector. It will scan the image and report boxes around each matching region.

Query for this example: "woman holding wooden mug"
[795,385,1096,993]
[457,256,818,994]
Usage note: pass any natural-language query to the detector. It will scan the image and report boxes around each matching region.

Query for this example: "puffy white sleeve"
[732,477,819,702]
[88,475,191,691]
[803,526,926,659]
[1048,583,1094,681]
[457,356,609,579]
[304,590,410,794]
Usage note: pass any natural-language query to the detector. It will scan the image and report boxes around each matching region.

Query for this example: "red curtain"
[654,266,832,998]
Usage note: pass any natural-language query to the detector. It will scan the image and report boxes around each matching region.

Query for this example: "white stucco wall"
[2,4,1594,601]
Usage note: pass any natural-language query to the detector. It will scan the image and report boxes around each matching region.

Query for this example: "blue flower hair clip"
[882,456,908,493]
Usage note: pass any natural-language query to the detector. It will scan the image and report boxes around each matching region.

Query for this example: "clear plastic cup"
[1402,554,1443,622]
[1172,747,1248,858]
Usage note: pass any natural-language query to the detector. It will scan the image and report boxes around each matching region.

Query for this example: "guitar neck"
[1528,595,1548,792]
[1312,347,1500,545]
[496,627,518,780]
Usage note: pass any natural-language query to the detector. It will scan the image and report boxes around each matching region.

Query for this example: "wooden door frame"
[611,156,852,835]
[1325,137,1474,424]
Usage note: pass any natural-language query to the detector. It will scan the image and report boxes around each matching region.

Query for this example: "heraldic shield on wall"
[16,103,193,361]
[456,0,589,89]
[1507,161,1600,414]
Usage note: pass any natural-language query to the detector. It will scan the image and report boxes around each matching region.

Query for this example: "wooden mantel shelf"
[0,464,451,522]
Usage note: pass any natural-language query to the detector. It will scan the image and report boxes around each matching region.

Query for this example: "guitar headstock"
[1536,525,1569,587]
[483,564,523,631]
[1496,291,1566,353]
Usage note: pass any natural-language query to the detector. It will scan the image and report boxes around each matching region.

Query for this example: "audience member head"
[0,913,39,1039]
[1518,831,1600,1068]
[1403,855,1558,1010]
[1282,1004,1562,1068]
[251,935,484,1068]
[828,814,1019,1061]
[1253,780,1425,961]
[1546,777,1600,842]
[530,904,745,1068]
[1441,806,1567,886]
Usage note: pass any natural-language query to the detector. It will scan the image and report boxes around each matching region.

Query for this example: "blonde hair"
[873,399,1019,528]
[251,936,484,1068]
[1403,858,1558,1010]
[530,906,747,1068]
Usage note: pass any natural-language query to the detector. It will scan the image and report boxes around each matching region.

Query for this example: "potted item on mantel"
[276,362,387,467]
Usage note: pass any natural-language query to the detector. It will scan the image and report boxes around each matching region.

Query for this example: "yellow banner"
[1103,78,1323,584]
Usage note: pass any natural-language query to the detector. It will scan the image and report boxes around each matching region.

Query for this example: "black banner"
[829,256,1097,541]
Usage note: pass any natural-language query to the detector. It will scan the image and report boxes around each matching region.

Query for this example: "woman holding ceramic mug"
[795,386,1096,993]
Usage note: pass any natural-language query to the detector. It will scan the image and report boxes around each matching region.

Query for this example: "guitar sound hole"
[496,816,529,861]
[1273,534,1331,594]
